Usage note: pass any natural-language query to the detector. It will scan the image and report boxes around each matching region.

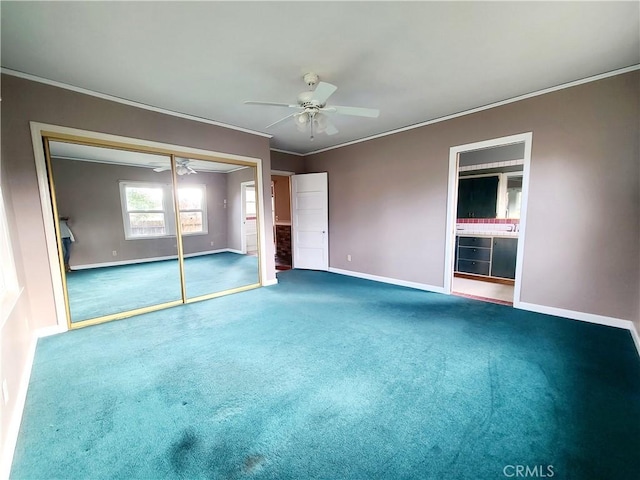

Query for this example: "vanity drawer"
[457,259,491,276]
[458,236,492,248]
[458,246,491,262]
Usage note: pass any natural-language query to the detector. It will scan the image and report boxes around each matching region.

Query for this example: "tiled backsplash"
[456,218,520,236]
[457,219,520,224]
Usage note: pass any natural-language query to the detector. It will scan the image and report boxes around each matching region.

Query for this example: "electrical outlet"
[2,379,8,405]
[347,254,352,262]
[112,250,117,256]
[211,241,214,247]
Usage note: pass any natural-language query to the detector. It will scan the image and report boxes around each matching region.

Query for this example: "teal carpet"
[11,270,640,479]
[67,252,258,322]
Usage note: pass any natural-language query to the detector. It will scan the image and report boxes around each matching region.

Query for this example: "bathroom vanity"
[455,235,518,280]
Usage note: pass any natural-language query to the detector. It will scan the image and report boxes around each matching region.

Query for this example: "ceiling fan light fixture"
[176,164,189,175]
[314,114,328,133]
[245,73,378,141]
[295,112,309,125]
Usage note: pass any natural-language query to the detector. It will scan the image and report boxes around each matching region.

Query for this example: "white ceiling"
[3,2,639,155]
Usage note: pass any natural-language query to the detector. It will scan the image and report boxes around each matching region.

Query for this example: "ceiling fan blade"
[153,166,171,172]
[265,112,296,129]
[324,119,339,136]
[311,82,338,105]
[244,101,300,108]
[323,105,380,118]
[186,166,197,175]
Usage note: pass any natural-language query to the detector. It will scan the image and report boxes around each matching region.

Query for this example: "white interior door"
[241,182,257,255]
[291,172,328,270]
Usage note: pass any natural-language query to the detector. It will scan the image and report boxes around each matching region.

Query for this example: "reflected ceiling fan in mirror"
[152,158,197,175]
[244,72,380,140]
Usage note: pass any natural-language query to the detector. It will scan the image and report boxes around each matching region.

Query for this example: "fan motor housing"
[298,91,317,106]
[303,72,319,87]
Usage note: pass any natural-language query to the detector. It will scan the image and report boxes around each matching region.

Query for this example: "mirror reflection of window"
[245,187,256,216]
[178,186,207,234]
[122,184,167,237]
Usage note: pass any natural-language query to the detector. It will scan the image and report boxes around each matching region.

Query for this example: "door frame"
[443,132,533,306]
[271,170,295,265]
[30,121,269,330]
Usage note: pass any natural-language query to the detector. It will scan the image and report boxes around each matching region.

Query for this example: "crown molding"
[304,64,640,156]
[1,68,272,139]
[270,148,305,157]
[5,64,638,156]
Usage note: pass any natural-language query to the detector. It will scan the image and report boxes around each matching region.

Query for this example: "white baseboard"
[183,249,229,259]
[226,248,244,255]
[0,334,38,480]
[325,269,640,357]
[518,301,640,357]
[73,249,237,270]
[328,267,446,294]
[263,278,278,286]
[37,324,67,337]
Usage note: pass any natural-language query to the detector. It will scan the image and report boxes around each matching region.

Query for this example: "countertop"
[457,231,518,238]
[456,224,518,238]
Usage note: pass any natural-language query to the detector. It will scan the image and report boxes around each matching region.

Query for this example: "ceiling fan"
[152,158,197,175]
[244,73,380,140]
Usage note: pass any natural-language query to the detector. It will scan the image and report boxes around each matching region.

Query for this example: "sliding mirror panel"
[176,158,260,300]
[48,141,182,324]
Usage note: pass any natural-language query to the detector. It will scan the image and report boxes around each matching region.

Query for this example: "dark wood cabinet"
[458,259,491,276]
[491,237,518,279]
[457,236,491,275]
[457,176,499,219]
[455,235,518,280]
[458,236,492,248]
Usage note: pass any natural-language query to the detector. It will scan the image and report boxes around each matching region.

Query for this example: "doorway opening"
[271,173,293,270]
[444,133,532,306]
[241,181,258,256]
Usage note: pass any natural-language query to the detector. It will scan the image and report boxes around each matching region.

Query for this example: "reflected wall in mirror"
[48,141,182,324]
[176,159,260,300]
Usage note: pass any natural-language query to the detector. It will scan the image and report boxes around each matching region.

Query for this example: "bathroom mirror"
[506,175,523,219]
[48,140,182,324]
[457,141,526,220]
[458,167,523,220]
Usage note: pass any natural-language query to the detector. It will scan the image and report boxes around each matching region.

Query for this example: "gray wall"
[0,123,33,464]
[306,71,640,326]
[271,150,306,173]
[51,158,230,265]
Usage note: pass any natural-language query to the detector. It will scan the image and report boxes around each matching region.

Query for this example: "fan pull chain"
[310,112,315,140]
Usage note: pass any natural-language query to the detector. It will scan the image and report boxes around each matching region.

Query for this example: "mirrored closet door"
[176,159,260,301]
[44,138,262,328]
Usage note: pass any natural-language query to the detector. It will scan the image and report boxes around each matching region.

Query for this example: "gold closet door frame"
[38,127,265,330]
